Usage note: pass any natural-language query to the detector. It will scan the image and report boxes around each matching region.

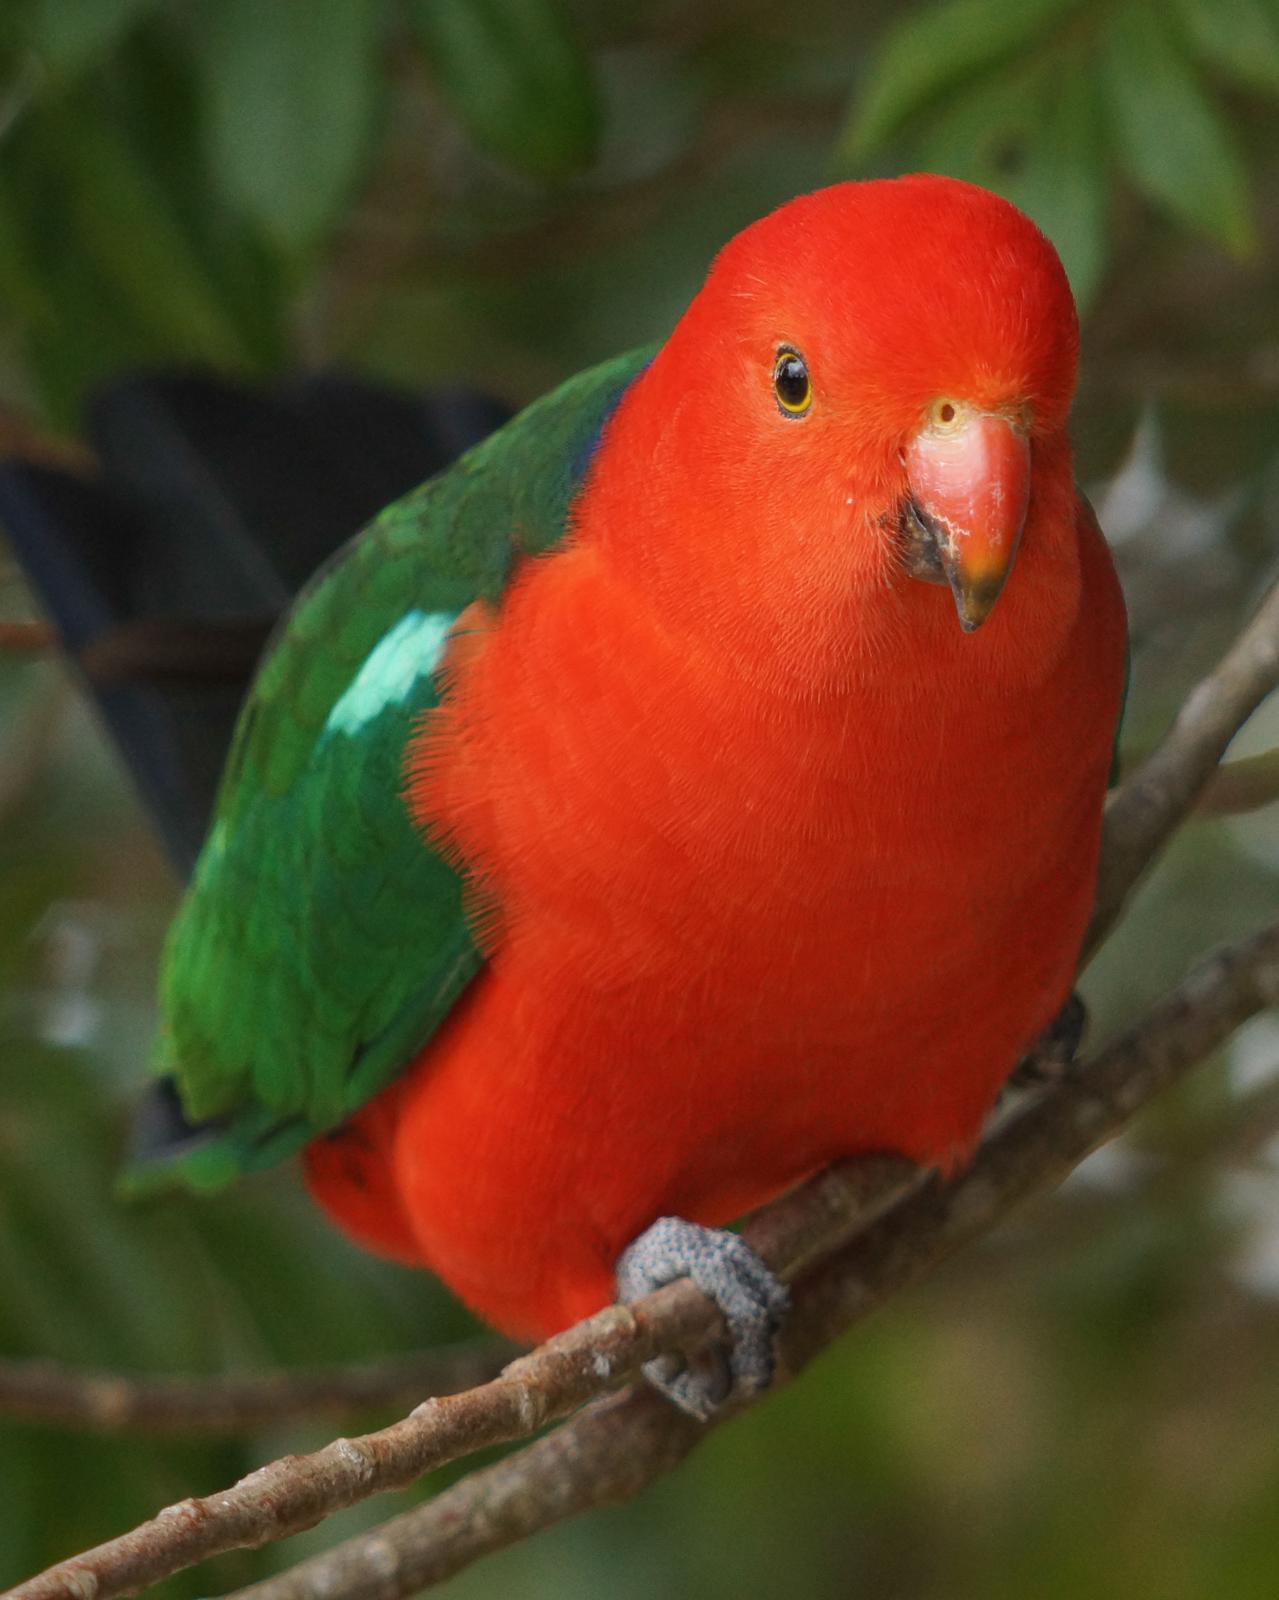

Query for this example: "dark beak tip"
[951,576,1005,633]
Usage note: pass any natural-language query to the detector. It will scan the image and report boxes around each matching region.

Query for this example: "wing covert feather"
[133,348,653,1191]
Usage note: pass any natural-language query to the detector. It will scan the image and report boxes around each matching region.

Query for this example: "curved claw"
[1011,991,1088,1089]
[615,1216,790,1420]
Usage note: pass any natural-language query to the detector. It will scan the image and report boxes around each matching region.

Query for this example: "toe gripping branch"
[615,1216,791,1421]
[1010,991,1088,1090]
[617,996,1084,1418]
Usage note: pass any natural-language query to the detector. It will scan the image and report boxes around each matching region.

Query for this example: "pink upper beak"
[903,411,1031,631]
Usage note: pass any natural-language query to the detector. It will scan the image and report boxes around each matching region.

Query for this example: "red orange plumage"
[304,175,1127,1345]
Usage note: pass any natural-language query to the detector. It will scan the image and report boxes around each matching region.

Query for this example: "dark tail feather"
[0,370,509,872]
[120,1076,314,1199]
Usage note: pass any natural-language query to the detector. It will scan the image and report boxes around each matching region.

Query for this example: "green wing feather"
[123,347,654,1196]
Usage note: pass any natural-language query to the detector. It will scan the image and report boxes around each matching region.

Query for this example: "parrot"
[7,175,1129,1417]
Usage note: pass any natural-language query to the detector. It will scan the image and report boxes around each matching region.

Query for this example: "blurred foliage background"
[1,0,1279,1594]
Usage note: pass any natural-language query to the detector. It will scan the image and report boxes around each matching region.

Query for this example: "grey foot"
[1011,992,1088,1088]
[615,1216,790,1421]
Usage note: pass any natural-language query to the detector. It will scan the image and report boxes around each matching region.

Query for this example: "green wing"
[124,347,653,1196]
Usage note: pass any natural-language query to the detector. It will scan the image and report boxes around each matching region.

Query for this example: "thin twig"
[1121,744,1279,819]
[0,1342,514,1437]
[0,675,68,827]
[0,619,56,653]
[1198,747,1279,817]
[0,1154,922,1600]
[1089,580,1279,951]
[0,406,93,471]
[226,919,1279,1600]
[229,1385,702,1600]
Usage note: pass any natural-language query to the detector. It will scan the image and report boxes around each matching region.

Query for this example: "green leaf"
[1173,0,1279,97]
[0,79,273,419]
[910,50,1107,307]
[1014,69,1109,307]
[1103,0,1258,256]
[840,0,1086,164]
[110,22,292,369]
[46,111,250,364]
[201,0,382,255]
[410,0,601,180]
[12,0,155,76]
[912,61,1041,190]
[0,175,56,331]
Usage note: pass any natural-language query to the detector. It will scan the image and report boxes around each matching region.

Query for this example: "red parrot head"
[594,175,1082,675]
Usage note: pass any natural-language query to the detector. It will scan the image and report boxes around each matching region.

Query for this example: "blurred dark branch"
[80,617,277,687]
[0,1341,513,1437]
[0,619,56,654]
[0,406,93,472]
[0,675,67,826]
[225,918,1279,1600]
[1116,744,1279,820]
[1089,579,1279,953]
[9,579,1279,1600]
[1197,747,1279,818]
[7,613,279,683]
[1203,1074,1279,1167]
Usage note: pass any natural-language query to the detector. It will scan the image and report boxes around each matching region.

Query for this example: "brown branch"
[1089,580,1279,950]
[225,917,1279,1600]
[228,1386,702,1600]
[1,1151,922,1600]
[0,675,68,827]
[0,406,93,472]
[1,1292,719,1600]
[80,617,277,687]
[0,619,57,653]
[7,580,1278,1600]
[1121,744,1279,819]
[0,1342,514,1437]
[1198,746,1279,817]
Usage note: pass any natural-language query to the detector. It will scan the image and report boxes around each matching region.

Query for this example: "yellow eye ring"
[928,397,962,430]
[773,348,812,416]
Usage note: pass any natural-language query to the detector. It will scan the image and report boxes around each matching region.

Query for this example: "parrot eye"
[928,397,963,430]
[773,348,812,416]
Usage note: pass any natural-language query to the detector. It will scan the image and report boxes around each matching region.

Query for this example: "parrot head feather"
[584,175,1082,682]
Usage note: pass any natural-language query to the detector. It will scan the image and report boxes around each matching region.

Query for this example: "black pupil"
[776,355,808,407]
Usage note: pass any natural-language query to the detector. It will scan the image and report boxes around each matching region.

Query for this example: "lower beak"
[902,411,1031,632]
